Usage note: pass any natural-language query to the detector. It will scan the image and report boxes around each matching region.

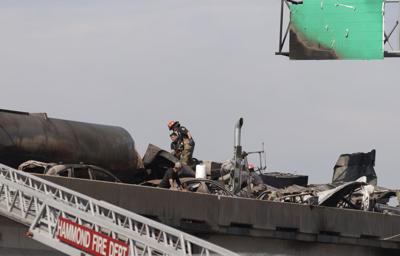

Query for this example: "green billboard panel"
[289,0,384,60]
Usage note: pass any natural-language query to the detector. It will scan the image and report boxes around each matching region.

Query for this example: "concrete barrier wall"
[39,175,400,252]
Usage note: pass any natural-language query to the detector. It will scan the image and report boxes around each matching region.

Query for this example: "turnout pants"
[180,138,194,167]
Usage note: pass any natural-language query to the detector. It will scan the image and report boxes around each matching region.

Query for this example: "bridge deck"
[2,175,400,255]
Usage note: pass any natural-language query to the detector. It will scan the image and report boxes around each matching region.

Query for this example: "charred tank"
[0,109,143,183]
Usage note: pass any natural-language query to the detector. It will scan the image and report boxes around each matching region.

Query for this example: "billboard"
[288,0,384,59]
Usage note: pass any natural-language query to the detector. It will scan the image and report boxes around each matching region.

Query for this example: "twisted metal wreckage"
[140,119,400,216]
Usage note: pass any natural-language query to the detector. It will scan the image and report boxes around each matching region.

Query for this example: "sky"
[0,0,399,188]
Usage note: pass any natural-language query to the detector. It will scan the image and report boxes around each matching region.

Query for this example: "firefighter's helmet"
[168,120,180,130]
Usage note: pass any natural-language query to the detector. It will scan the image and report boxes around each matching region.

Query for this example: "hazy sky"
[1,0,399,188]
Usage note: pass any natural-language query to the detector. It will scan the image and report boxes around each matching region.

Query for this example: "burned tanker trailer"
[0,109,144,183]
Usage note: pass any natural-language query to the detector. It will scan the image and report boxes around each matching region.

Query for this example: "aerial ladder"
[0,163,239,256]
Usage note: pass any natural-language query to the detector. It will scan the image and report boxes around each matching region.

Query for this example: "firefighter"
[167,121,195,167]
[159,162,183,190]
[170,132,183,159]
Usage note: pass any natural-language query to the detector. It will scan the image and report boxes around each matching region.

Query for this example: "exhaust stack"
[234,117,244,149]
[231,118,244,194]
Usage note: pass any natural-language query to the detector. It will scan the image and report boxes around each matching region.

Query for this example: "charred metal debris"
[140,119,400,216]
[0,109,398,216]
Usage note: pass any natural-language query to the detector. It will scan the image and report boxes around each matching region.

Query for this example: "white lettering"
[57,218,128,256]
[92,234,107,255]
[57,219,91,249]
[109,241,128,256]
